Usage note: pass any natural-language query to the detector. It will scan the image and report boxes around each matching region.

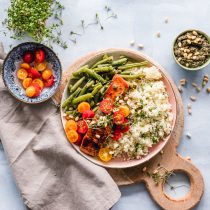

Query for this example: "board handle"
[144,154,204,210]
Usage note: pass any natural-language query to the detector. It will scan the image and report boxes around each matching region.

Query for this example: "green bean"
[91,56,113,68]
[90,100,95,107]
[79,80,95,96]
[83,68,106,84]
[97,64,112,68]
[112,58,128,66]
[120,73,144,79]
[120,71,133,75]
[118,61,148,70]
[72,93,93,104]
[103,54,109,59]
[70,75,80,80]
[93,66,114,73]
[94,92,100,103]
[70,76,85,93]
[92,83,102,96]
[62,88,81,108]
[68,84,72,92]
[72,65,89,76]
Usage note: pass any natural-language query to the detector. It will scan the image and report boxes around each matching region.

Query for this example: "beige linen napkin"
[0,42,121,210]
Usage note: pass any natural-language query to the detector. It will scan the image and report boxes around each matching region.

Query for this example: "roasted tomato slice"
[23,51,34,63]
[32,83,41,97]
[99,99,113,114]
[44,75,55,87]
[113,130,122,141]
[113,111,125,125]
[77,120,88,134]
[32,79,44,90]
[29,67,41,78]
[82,110,95,119]
[98,148,112,162]
[115,119,130,133]
[104,74,129,101]
[35,49,45,63]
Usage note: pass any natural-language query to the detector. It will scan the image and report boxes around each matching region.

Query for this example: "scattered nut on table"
[186,133,192,139]
[178,85,183,93]
[180,78,187,86]
[202,74,209,87]
[185,156,191,161]
[130,40,135,46]
[207,87,210,93]
[164,17,169,23]
[190,96,196,101]
[137,44,144,49]
[156,31,161,38]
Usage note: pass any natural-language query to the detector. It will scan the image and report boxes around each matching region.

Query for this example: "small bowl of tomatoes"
[2,42,62,103]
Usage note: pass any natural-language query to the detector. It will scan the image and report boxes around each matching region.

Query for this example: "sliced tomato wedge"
[44,75,55,87]
[35,49,45,63]
[115,119,130,133]
[29,67,41,78]
[99,99,113,114]
[77,120,88,134]
[104,74,129,101]
[32,83,41,97]
[82,110,95,119]
[113,111,125,125]
[113,130,122,141]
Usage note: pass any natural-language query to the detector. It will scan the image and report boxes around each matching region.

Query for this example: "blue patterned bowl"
[2,42,62,104]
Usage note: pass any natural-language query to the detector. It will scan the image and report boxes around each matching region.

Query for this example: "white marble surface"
[0,0,210,209]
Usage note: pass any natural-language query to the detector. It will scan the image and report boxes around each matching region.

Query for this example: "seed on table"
[186,133,192,139]
[187,103,192,109]
[138,44,144,49]
[156,31,161,38]
[180,78,187,86]
[206,87,210,93]
[190,96,196,101]
[164,17,169,23]
[188,108,192,115]
[202,74,209,87]
[178,85,183,93]
[130,40,135,46]
[142,167,147,172]
[196,86,201,92]
[191,82,197,87]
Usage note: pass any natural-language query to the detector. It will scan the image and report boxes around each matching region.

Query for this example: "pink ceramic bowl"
[61,49,177,168]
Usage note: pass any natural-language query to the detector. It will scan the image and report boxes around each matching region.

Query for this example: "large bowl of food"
[61,49,177,168]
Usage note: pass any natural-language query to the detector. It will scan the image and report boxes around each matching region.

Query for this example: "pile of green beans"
[62,54,148,110]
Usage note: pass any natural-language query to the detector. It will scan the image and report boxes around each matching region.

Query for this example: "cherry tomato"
[113,111,125,125]
[65,120,78,132]
[98,148,112,162]
[23,51,34,63]
[44,75,55,87]
[99,99,113,114]
[42,69,52,80]
[74,134,83,146]
[35,49,45,63]
[20,63,30,70]
[29,67,41,78]
[82,110,95,119]
[22,78,32,89]
[119,105,130,117]
[77,120,88,134]
[35,61,47,71]
[67,130,79,143]
[113,130,122,141]
[32,83,41,97]
[26,86,36,98]
[17,68,28,80]
[78,102,91,113]
[115,119,130,133]
[32,79,44,90]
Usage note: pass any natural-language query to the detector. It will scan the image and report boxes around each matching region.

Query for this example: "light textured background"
[0,0,210,209]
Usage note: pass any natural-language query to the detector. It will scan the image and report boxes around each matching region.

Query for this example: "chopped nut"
[138,44,144,49]
[207,87,210,93]
[178,86,183,93]
[185,156,191,161]
[65,115,70,120]
[191,82,197,87]
[124,96,128,100]
[190,96,196,101]
[95,134,100,139]
[160,150,164,154]
[130,40,135,46]
[192,30,198,36]
[186,133,192,139]
[75,116,79,121]
[142,167,147,172]
[180,79,187,86]
[156,31,161,38]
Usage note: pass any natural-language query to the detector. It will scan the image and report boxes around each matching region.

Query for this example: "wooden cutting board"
[54,49,204,210]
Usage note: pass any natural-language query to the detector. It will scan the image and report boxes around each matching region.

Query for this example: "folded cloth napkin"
[0,42,121,210]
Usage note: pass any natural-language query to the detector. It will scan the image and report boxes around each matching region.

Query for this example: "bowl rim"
[172,29,210,71]
[2,42,62,104]
[60,48,178,168]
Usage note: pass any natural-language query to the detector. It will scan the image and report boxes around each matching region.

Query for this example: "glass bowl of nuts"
[173,29,210,70]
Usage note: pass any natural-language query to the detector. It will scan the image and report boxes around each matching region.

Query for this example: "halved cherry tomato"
[17,68,28,80]
[99,99,113,114]
[35,49,45,63]
[113,130,122,141]
[67,130,79,143]
[26,86,36,97]
[82,110,95,119]
[29,67,41,78]
[113,111,125,125]
[65,120,78,132]
[35,61,47,71]
[22,78,32,89]
[78,102,91,113]
[119,105,130,117]
[115,119,130,133]
[20,63,30,70]
[77,120,88,134]
[98,148,112,162]
[44,75,55,87]
[23,51,34,63]
[32,83,41,97]
[42,69,52,80]
[32,79,44,90]
[74,134,83,146]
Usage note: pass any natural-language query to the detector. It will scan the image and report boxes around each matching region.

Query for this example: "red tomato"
[23,51,34,63]
[32,83,41,97]
[74,134,83,146]
[99,99,113,114]
[29,67,41,78]
[113,130,122,141]
[82,110,95,119]
[44,75,55,87]
[113,111,125,125]
[115,119,130,133]
[77,120,88,134]
[35,49,45,63]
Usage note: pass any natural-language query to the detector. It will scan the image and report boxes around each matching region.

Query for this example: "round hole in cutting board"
[164,172,190,200]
